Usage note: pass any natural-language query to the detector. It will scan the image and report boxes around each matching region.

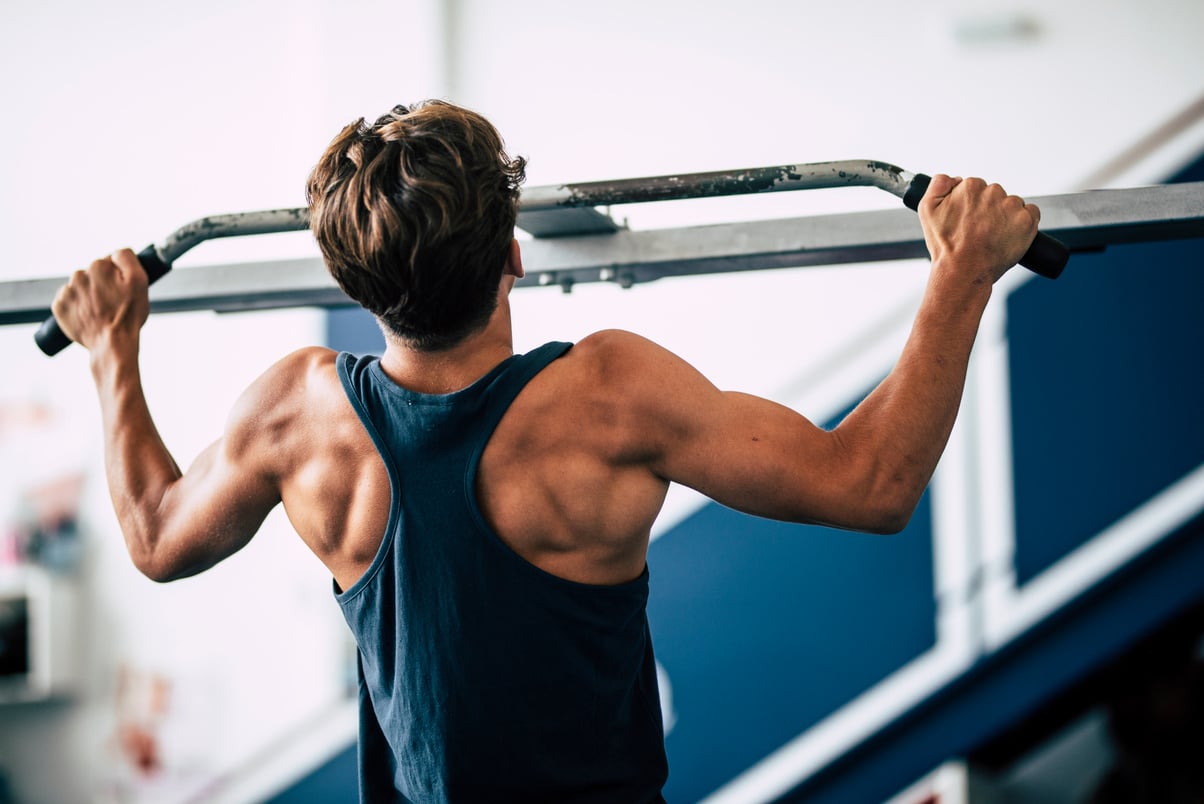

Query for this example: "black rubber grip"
[903,173,1069,280]
[35,245,173,356]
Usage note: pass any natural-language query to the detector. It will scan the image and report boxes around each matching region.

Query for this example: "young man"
[52,100,1040,802]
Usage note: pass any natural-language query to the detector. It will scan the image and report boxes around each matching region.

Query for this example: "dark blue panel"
[1006,235,1204,585]
[1172,155,1204,183]
[648,491,935,802]
[325,307,385,356]
[264,745,357,804]
[777,514,1204,804]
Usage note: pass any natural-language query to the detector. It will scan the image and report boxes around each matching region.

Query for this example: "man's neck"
[378,323,514,396]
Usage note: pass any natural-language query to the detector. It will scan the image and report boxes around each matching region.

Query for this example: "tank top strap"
[471,341,572,436]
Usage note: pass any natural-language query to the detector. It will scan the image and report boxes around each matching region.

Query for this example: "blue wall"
[266,749,358,804]
[1008,159,1204,584]
[647,402,936,803]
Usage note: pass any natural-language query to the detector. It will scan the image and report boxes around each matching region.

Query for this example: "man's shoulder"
[223,346,344,466]
[228,347,341,428]
[570,330,692,380]
[280,344,341,371]
[547,330,698,410]
[570,329,666,369]
[253,346,340,396]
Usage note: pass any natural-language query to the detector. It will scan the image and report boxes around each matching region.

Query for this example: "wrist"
[928,256,995,309]
[89,328,141,383]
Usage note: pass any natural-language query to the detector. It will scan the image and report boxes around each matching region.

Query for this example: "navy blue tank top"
[335,342,668,803]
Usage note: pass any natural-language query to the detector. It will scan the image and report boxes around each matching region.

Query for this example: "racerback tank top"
[335,342,667,803]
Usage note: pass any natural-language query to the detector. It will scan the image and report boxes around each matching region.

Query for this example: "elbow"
[860,454,929,535]
[131,555,168,583]
[140,559,189,584]
[859,483,923,536]
[129,547,180,584]
[123,516,188,582]
[865,503,914,535]
[141,567,179,584]
[809,491,915,535]
[828,431,927,536]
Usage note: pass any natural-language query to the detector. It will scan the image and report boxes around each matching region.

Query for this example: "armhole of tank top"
[333,352,404,602]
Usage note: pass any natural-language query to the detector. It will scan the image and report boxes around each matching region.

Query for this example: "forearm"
[90,330,183,569]
[845,172,1040,520]
[842,262,992,520]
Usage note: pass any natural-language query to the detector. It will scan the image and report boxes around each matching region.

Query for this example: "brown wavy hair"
[306,101,527,350]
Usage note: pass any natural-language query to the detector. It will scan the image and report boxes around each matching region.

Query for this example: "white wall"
[0,2,447,802]
[1,0,1202,802]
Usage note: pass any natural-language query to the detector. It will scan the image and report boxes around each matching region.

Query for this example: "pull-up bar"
[8,165,1203,354]
[22,160,1070,356]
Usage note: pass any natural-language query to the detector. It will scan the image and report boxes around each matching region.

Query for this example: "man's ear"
[505,239,525,279]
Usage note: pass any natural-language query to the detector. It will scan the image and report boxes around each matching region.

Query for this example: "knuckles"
[88,258,112,274]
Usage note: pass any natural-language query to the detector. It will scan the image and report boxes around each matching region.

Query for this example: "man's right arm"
[618,174,1039,534]
[52,251,315,581]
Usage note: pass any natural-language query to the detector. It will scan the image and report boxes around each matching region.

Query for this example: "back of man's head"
[307,101,527,350]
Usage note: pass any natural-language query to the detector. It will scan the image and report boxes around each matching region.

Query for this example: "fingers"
[996,189,1040,229]
[90,255,119,283]
[917,171,1044,283]
[77,250,146,291]
[920,174,1022,217]
[959,178,1010,208]
[924,173,963,202]
[942,176,1038,222]
[52,269,87,315]
[52,248,145,341]
[44,244,155,354]
[111,248,141,278]
[51,268,91,342]
[933,176,1015,202]
[56,266,95,309]
[62,249,141,292]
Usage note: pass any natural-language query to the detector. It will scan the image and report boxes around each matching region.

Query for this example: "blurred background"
[1,1,1202,802]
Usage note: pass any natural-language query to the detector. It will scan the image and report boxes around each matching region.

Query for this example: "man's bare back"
[224,330,676,592]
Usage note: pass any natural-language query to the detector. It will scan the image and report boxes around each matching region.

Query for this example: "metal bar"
[516,181,1201,290]
[0,183,1200,326]
[138,160,915,256]
[157,209,311,263]
[518,160,915,210]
